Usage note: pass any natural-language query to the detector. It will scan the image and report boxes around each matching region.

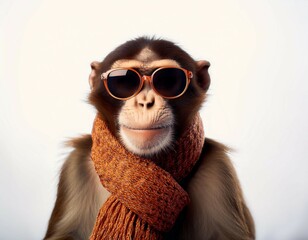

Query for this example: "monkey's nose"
[136,79,156,109]
[137,93,155,109]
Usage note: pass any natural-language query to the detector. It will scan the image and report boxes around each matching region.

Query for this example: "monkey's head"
[89,37,210,157]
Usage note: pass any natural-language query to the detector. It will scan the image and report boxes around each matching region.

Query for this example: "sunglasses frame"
[101,66,193,100]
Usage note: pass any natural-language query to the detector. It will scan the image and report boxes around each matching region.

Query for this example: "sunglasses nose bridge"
[140,75,152,89]
[141,75,151,82]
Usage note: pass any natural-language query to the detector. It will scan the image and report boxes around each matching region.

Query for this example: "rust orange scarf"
[90,114,204,239]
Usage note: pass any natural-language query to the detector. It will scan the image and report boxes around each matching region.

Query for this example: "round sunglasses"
[101,67,193,100]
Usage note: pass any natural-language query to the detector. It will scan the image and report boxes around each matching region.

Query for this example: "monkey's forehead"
[111,59,181,70]
[110,47,181,70]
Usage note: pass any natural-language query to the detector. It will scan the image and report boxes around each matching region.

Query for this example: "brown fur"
[45,136,254,239]
[45,136,109,240]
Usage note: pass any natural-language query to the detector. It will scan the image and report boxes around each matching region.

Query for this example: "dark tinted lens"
[152,68,187,98]
[107,69,140,99]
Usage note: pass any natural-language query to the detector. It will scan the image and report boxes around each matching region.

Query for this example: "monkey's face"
[117,85,174,156]
[114,58,182,156]
[89,38,210,157]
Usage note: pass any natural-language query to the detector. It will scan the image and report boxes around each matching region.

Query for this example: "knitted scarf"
[90,114,204,239]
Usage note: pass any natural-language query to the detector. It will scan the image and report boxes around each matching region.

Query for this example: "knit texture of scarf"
[90,114,204,240]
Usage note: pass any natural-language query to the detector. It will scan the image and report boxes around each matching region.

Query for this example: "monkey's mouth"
[119,124,173,156]
[122,125,170,141]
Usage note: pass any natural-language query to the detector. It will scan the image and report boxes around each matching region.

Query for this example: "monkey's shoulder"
[196,137,236,176]
[203,137,231,159]
[60,135,93,170]
[66,134,92,152]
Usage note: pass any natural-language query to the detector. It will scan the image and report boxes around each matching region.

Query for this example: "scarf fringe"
[90,196,162,240]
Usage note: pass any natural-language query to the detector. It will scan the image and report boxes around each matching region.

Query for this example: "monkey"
[44,37,255,240]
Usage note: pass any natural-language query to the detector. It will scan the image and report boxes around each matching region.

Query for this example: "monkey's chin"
[119,125,173,157]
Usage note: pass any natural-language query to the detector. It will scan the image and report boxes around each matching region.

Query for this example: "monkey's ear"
[196,60,211,91]
[89,61,101,90]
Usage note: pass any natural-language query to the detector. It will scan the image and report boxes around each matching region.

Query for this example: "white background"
[1,0,307,239]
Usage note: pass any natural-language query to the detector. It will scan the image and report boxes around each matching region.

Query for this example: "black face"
[89,37,209,138]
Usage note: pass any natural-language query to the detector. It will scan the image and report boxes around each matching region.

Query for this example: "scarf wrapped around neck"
[90,114,204,239]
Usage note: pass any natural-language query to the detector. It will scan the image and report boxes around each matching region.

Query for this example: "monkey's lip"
[121,124,172,131]
[120,124,172,147]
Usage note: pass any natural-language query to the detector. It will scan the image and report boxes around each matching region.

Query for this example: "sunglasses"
[101,67,193,100]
